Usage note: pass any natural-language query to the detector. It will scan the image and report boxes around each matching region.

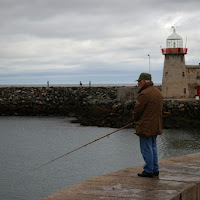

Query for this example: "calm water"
[0,117,199,200]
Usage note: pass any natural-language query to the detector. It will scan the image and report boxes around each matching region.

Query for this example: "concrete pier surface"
[44,153,200,200]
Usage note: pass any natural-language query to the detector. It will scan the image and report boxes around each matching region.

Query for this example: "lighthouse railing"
[161,48,187,54]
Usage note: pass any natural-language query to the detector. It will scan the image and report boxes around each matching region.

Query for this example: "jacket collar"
[138,81,154,93]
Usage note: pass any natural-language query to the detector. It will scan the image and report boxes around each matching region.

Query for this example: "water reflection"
[158,129,200,159]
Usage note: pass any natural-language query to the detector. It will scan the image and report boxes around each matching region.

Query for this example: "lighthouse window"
[165,72,168,77]
[181,56,183,62]
[184,88,186,94]
[167,40,172,48]
[197,72,200,79]
[167,39,183,48]
[182,72,185,77]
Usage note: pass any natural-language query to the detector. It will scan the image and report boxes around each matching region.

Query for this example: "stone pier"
[1,87,200,129]
[44,153,200,200]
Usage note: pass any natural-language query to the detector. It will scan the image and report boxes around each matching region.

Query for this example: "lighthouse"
[161,26,188,99]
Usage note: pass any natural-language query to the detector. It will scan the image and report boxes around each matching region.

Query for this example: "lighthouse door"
[197,86,200,97]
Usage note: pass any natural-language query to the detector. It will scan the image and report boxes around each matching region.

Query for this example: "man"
[133,72,163,178]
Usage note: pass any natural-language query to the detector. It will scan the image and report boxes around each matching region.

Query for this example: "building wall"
[186,65,200,97]
[162,54,189,98]
[162,53,200,99]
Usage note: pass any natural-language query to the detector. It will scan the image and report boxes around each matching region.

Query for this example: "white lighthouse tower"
[161,26,188,99]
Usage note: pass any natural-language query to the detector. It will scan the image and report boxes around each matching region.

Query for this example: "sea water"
[0,116,199,200]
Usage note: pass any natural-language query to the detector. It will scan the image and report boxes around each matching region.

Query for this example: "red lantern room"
[161,25,187,55]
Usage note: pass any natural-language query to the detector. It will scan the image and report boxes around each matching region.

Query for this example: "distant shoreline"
[0,82,162,87]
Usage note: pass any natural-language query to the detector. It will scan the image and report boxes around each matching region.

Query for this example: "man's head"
[136,73,152,88]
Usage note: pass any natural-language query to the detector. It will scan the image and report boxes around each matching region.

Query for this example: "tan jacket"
[133,81,163,137]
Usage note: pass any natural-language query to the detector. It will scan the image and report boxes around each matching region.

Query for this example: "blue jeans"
[139,135,159,173]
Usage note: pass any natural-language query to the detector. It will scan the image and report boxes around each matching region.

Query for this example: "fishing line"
[31,122,133,172]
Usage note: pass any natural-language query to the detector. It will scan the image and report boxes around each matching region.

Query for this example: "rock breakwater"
[0,86,199,129]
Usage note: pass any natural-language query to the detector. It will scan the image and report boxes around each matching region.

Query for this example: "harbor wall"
[0,86,200,129]
[43,152,200,200]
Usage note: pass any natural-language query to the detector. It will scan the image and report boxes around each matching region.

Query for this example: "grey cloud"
[2,0,199,16]
[1,0,198,39]
[0,0,200,84]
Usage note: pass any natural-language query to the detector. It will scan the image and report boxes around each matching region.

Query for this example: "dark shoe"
[153,171,159,176]
[138,171,153,178]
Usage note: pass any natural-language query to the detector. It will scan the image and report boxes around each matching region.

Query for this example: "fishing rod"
[31,122,133,172]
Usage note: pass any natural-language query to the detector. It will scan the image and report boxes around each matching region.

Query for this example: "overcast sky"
[0,0,200,85]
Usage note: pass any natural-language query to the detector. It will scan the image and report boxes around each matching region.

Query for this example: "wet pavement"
[44,153,200,200]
